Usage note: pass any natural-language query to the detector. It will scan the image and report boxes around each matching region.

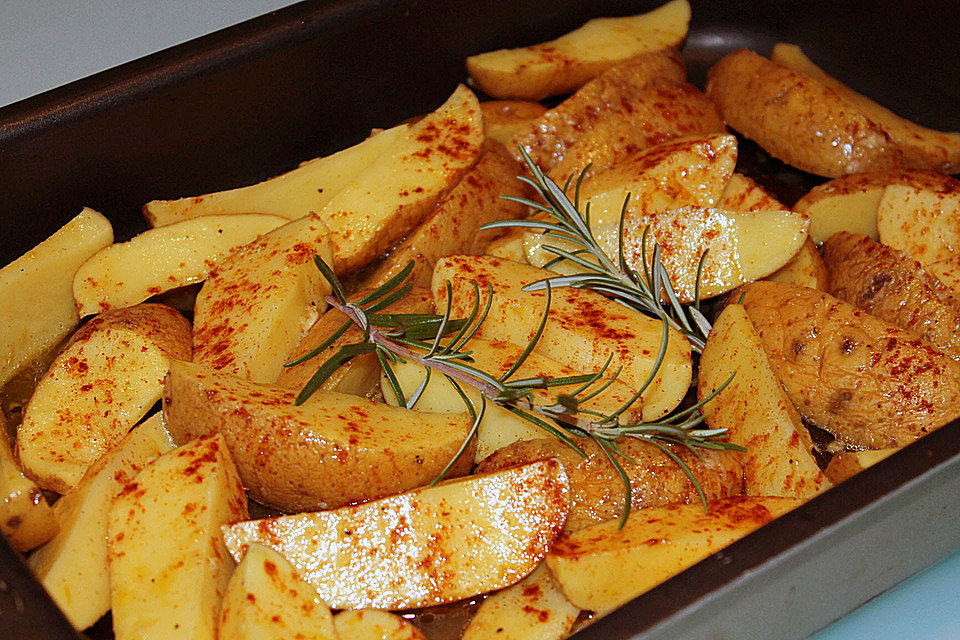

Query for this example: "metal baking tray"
[1,1,958,639]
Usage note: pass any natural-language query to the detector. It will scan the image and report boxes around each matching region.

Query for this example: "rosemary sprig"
[481,148,713,352]
[290,254,742,526]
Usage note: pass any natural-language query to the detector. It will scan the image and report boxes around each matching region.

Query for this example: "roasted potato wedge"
[772,43,960,173]
[706,49,901,178]
[163,360,475,512]
[17,303,191,492]
[0,208,113,386]
[765,239,829,291]
[432,255,692,420]
[481,101,548,145]
[698,304,830,498]
[824,448,898,484]
[349,141,527,291]
[73,213,286,317]
[824,231,960,359]
[0,410,56,553]
[108,434,248,640]
[476,436,742,532]
[219,543,338,640]
[192,213,333,384]
[740,281,960,448]
[222,459,570,610]
[718,173,786,212]
[545,496,801,614]
[877,182,960,266]
[509,49,686,172]
[28,414,174,630]
[466,0,690,100]
[334,609,426,640]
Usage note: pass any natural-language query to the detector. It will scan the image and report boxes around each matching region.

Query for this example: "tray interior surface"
[1,1,959,639]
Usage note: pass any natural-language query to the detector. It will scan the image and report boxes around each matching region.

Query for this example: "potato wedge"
[432,255,692,420]
[877,182,960,266]
[740,281,960,448]
[477,436,743,533]
[486,228,529,263]
[73,213,286,317]
[0,208,112,386]
[222,459,570,610]
[706,49,901,178]
[349,142,527,291]
[926,254,960,301]
[220,543,338,640]
[142,123,408,227]
[481,101,548,145]
[0,410,56,553]
[824,231,960,359]
[277,286,433,397]
[163,360,475,512]
[108,434,248,640]
[461,564,579,640]
[548,80,725,184]
[698,304,829,498]
[765,239,829,291]
[27,414,174,630]
[334,609,426,640]
[192,213,333,384]
[467,0,690,100]
[17,303,191,492]
[509,49,686,172]
[772,43,960,173]
[545,496,801,614]
[384,338,644,462]
[794,169,959,245]
[718,173,786,212]
[824,448,898,484]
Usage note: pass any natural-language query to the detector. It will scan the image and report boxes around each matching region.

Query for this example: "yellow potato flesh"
[222,459,570,610]
[698,304,830,498]
[108,434,248,640]
[546,496,801,614]
[466,0,690,100]
[192,213,333,384]
[765,238,830,291]
[718,173,787,212]
[28,414,174,630]
[432,255,692,420]
[219,543,338,640]
[877,183,960,266]
[0,208,113,386]
[0,410,56,553]
[334,609,426,640]
[824,448,898,484]
[461,564,579,640]
[73,213,286,317]
[17,304,191,492]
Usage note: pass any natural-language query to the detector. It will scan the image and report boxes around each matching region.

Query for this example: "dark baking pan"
[1,1,959,639]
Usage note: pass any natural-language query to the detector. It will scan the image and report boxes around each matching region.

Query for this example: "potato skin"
[824,231,960,359]
[476,436,743,532]
[706,49,901,178]
[740,281,960,448]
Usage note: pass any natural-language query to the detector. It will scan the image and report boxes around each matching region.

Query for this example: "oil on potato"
[481,100,548,145]
[0,410,56,553]
[466,0,690,101]
[706,49,901,178]
[740,281,960,448]
[17,303,191,493]
[334,609,427,640]
[222,459,570,610]
[164,360,475,512]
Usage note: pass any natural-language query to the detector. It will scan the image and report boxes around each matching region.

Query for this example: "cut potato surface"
[765,239,829,291]
[334,609,426,640]
[0,207,113,386]
[477,436,743,533]
[740,281,960,448]
[108,434,248,640]
[192,213,333,384]
[772,43,960,174]
[73,213,286,317]
[0,410,56,553]
[467,0,690,100]
[223,459,570,610]
[219,543,338,640]
[432,255,692,420]
[698,304,829,498]
[17,303,191,493]
[546,496,800,614]
[481,100,548,145]
[28,414,174,630]
[877,182,960,266]
[824,231,960,360]
[706,49,901,178]
[824,448,898,484]
[164,360,475,512]
[718,173,787,212]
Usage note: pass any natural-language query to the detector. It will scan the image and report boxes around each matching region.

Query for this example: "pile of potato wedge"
[2,1,960,638]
